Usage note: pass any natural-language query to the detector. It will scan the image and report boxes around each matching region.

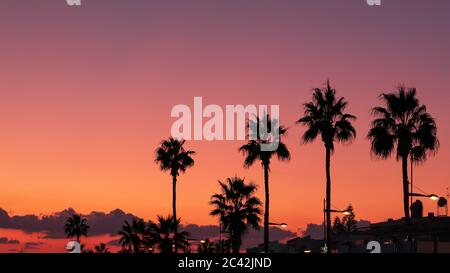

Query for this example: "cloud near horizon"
[0,208,295,250]
[24,241,45,250]
[0,237,20,245]
[0,207,138,239]
[1,208,371,244]
[301,220,371,240]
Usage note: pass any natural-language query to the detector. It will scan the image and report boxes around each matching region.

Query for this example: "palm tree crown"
[210,176,262,253]
[297,81,356,149]
[368,87,438,161]
[64,214,90,243]
[94,243,110,253]
[155,137,195,178]
[118,218,148,253]
[368,86,438,222]
[148,215,189,253]
[239,115,290,168]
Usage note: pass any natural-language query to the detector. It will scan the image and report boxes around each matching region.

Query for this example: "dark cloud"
[241,227,296,248]
[0,207,138,238]
[0,207,295,249]
[24,241,44,246]
[302,220,371,240]
[302,223,324,240]
[24,241,45,250]
[180,224,296,249]
[181,224,219,239]
[356,220,371,229]
[106,238,121,246]
[0,237,20,244]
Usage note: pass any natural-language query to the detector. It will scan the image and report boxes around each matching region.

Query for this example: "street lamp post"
[322,200,352,252]
[408,192,440,253]
[187,238,206,253]
[323,199,326,246]
[409,192,439,217]
[409,156,439,214]
[409,192,439,200]
[261,222,288,253]
[268,222,288,228]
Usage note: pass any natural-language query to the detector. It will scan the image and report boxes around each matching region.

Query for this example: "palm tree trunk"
[263,163,270,253]
[172,175,177,223]
[172,174,178,253]
[402,155,411,224]
[325,146,332,251]
[231,231,241,254]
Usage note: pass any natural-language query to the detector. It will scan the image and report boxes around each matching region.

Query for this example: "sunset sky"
[1,0,450,252]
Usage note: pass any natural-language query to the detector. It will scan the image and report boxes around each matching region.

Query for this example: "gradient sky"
[1,0,450,250]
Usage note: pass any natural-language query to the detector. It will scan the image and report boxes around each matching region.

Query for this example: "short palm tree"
[118,218,147,253]
[155,137,195,240]
[297,81,356,249]
[239,115,290,253]
[148,215,189,253]
[64,214,90,244]
[94,243,110,253]
[368,86,438,223]
[210,176,262,253]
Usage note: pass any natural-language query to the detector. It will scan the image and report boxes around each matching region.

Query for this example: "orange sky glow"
[1,0,450,252]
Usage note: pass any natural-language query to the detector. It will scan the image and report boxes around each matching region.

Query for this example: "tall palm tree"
[297,81,356,249]
[239,115,290,253]
[64,214,90,244]
[118,218,147,253]
[155,137,195,240]
[368,86,438,223]
[94,243,110,253]
[210,176,262,253]
[148,215,189,253]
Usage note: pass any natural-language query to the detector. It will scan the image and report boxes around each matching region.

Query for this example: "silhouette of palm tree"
[81,245,93,253]
[117,248,131,254]
[155,137,195,245]
[64,214,90,244]
[239,115,290,253]
[148,215,189,253]
[297,81,356,249]
[118,218,147,253]
[94,243,110,253]
[210,176,262,253]
[368,86,438,223]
